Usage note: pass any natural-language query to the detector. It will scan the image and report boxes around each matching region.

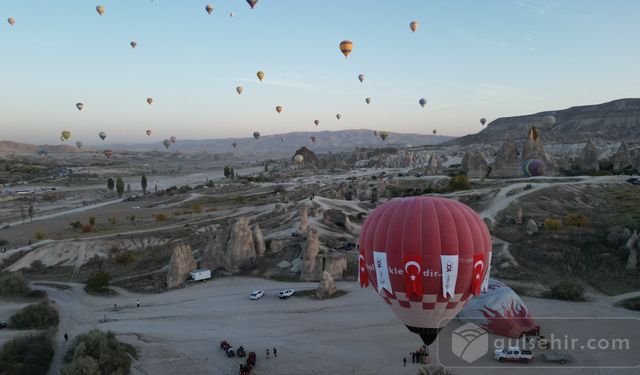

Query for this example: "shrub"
[35,231,45,240]
[192,203,203,214]
[543,218,563,231]
[70,221,82,231]
[418,367,453,375]
[85,271,111,294]
[115,251,136,265]
[0,238,9,246]
[62,330,137,375]
[564,213,589,227]
[546,279,585,301]
[128,215,135,222]
[206,207,217,212]
[447,175,471,192]
[0,333,54,375]
[233,196,245,204]
[108,217,117,225]
[9,301,59,329]
[89,217,96,226]
[0,273,32,296]
[154,213,168,222]
[82,224,93,233]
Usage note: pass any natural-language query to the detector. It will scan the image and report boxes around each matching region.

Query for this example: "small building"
[190,269,211,282]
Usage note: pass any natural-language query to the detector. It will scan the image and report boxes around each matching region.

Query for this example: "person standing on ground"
[403,357,407,367]
[266,348,270,359]
[411,352,415,363]
[137,299,140,308]
[273,347,277,358]
[64,333,68,342]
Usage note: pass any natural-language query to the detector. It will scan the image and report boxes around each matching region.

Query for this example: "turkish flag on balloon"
[404,255,423,298]
[359,246,369,288]
[471,253,485,296]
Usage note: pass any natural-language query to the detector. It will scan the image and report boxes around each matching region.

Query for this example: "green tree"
[126,183,131,193]
[224,166,231,178]
[115,177,125,198]
[61,356,100,375]
[106,178,114,191]
[85,271,111,294]
[141,174,147,195]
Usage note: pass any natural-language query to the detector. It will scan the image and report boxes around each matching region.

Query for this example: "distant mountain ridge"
[449,98,640,146]
[0,141,79,154]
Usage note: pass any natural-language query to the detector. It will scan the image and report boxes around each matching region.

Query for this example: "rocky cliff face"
[253,224,265,257]
[293,146,319,167]
[579,139,600,171]
[201,217,257,273]
[612,142,633,172]
[166,244,197,288]
[491,138,521,177]
[301,229,321,281]
[449,98,640,146]
[317,271,337,299]
[462,150,489,178]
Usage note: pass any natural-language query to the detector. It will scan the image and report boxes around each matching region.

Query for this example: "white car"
[278,289,295,299]
[250,290,264,300]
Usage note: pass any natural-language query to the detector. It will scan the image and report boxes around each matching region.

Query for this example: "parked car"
[494,346,533,363]
[0,320,7,329]
[278,289,295,299]
[541,351,574,365]
[250,290,265,300]
[627,177,640,185]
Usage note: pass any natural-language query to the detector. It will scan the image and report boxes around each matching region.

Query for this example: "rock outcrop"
[201,217,256,273]
[301,229,321,281]
[612,142,633,172]
[491,138,521,177]
[253,224,265,257]
[526,219,538,235]
[166,244,197,288]
[317,271,337,299]
[424,154,441,175]
[293,147,319,167]
[461,150,490,178]
[516,207,523,225]
[299,205,309,231]
[579,139,599,172]
[322,209,353,232]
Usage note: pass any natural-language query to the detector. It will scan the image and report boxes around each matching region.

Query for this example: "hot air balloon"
[98,131,107,141]
[339,40,353,58]
[336,113,342,120]
[7,18,15,26]
[294,154,304,165]
[373,130,378,137]
[61,131,71,140]
[257,71,265,82]
[205,4,214,14]
[410,21,419,33]
[419,98,427,108]
[163,139,171,149]
[247,0,259,9]
[276,106,283,114]
[522,159,545,177]
[230,12,234,18]
[146,130,152,136]
[96,5,105,16]
[147,97,153,105]
[365,97,372,105]
[358,74,365,83]
[542,115,556,129]
[314,119,319,126]
[310,136,317,144]
[76,102,84,111]
[432,129,438,136]
[130,41,137,49]
[358,196,492,345]
[480,118,487,126]
[104,149,113,158]
[232,142,238,149]
[379,131,389,141]
[236,86,244,95]
[253,131,260,140]
[76,141,83,149]
[170,136,176,144]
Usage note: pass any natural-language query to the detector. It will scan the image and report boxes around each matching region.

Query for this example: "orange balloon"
[339,40,353,58]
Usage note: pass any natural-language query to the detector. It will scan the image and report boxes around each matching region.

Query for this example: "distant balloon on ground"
[522,159,545,177]
[542,115,556,129]
[294,154,304,165]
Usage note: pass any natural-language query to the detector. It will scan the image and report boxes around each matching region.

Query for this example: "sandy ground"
[32,278,640,375]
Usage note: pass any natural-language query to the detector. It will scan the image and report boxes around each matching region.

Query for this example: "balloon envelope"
[310,136,317,143]
[419,98,427,108]
[257,71,265,81]
[432,129,437,136]
[339,40,353,58]
[379,131,388,141]
[147,97,153,105]
[103,149,113,158]
[61,131,71,140]
[96,5,105,16]
[276,106,283,113]
[480,118,487,126]
[542,115,556,129]
[98,132,107,140]
[232,142,237,149]
[146,130,152,136]
[358,196,492,344]
[358,74,365,83]
[75,141,83,149]
[8,18,15,26]
[365,97,372,104]
[236,86,244,95]
[205,4,214,14]
[247,0,258,9]
[410,21,419,32]
[170,136,176,144]
[253,131,260,140]
[522,159,545,177]
[294,154,304,165]
[76,103,84,111]
[336,114,341,120]
[163,139,171,149]
[314,120,319,126]
[130,41,137,48]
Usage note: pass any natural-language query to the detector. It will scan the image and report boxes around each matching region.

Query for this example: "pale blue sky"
[1,0,639,144]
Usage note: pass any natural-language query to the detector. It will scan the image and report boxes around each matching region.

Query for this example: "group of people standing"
[404,346,430,366]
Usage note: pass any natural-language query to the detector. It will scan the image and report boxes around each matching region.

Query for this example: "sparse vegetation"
[9,301,59,329]
[418,366,453,375]
[35,231,45,240]
[545,279,585,301]
[543,218,563,230]
[0,333,54,375]
[116,177,125,198]
[89,216,96,226]
[85,271,111,294]
[107,178,114,191]
[115,251,136,265]
[82,224,93,233]
[0,272,32,296]
[564,213,589,227]
[108,217,117,225]
[192,203,203,214]
[154,213,168,222]
[62,330,137,375]
[447,174,470,191]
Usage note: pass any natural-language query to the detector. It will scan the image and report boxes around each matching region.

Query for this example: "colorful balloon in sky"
[358,74,365,83]
[232,142,237,149]
[163,139,171,149]
[419,98,427,108]
[147,97,153,105]
[236,86,244,95]
[146,130,152,136]
[76,141,83,149]
[205,4,214,14]
[358,196,492,345]
[253,131,260,140]
[410,21,419,33]
[247,0,259,9]
[379,131,388,141]
[432,129,438,136]
[8,18,15,26]
[522,159,545,177]
[339,40,353,58]
[76,102,84,111]
[257,71,265,82]
[61,131,71,140]
[336,113,342,120]
[276,106,283,113]
[314,119,319,126]
[170,136,176,144]
[365,97,372,105]
[96,5,105,16]
[310,136,317,143]
[130,41,137,49]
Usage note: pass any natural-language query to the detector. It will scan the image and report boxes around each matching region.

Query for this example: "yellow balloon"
[96,5,105,16]
[257,71,265,82]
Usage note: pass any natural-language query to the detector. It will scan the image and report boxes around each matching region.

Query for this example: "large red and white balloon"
[358,196,492,345]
